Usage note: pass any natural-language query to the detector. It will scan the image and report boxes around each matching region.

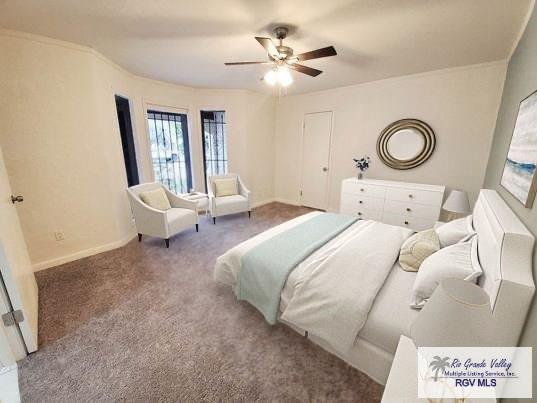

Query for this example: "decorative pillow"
[139,188,171,211]
[214,178,238,197]
[410,236,482,309]
[398,229,440,272]
[435,215,474,248]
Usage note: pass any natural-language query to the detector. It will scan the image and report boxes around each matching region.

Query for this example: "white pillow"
[435,215,474,248]
[139,188,171,211]
[214,178,238,197]
[410,236,482,309]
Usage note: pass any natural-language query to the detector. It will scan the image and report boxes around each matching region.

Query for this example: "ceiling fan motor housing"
[276,45,293,59]
[273,27,293,59]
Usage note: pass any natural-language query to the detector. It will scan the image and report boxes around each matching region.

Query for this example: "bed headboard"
[473,189,535,346]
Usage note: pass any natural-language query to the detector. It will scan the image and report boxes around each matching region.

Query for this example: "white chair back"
[127,182,165,202]
[207,173,239,194]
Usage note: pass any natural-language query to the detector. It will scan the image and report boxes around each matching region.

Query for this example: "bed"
[214,189,535,384]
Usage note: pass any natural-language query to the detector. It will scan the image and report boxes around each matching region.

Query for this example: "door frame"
[299,110,335,210]
[0,294,17,366]
[114,95,140,187]
[113,92,143,184]
[0,243,35,356]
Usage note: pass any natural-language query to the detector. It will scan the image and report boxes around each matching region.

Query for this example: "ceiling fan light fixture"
[263,66,293,87]
[264,69,278,86]
[277,67,293,87]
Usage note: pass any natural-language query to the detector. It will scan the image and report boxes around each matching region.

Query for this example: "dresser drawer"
[341,181,386,198]
[340,194,385,212]
[385,187,443,206]
[382,212,434,231]
[383,199,440,220]
[340,205,383,221]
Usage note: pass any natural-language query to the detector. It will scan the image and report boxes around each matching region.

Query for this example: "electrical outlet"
[54,231,65,241]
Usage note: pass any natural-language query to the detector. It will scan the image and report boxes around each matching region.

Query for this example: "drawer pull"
[360,188,365,192]
[408,194,414,199]
[406,207,411,212]
[404,221,409,225]
[359,200,363,204]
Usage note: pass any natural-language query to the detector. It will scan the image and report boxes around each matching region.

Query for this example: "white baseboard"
[250,198,276,208]
[32,199,302,272]
[273,197,301,206]
[252,198,303,208]
[32,232,137,272]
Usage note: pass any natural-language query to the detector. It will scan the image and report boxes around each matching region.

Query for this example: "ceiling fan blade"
[225,61,273,65]
[255,37,280,59]
[295,46,337,62]
[288,63,323,77]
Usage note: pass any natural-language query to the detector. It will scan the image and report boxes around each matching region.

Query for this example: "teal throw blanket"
[235,213,358,324]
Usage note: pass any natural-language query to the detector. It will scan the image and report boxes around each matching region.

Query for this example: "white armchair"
[126,182,198,248]
[207,174,251,224]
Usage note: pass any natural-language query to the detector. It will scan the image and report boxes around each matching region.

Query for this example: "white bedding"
[214,212,416,355]
[281,261,418,355]
[280,220,411,353]
[359,265,418,352]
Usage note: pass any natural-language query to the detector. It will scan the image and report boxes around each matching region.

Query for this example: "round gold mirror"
[376,119,436,170]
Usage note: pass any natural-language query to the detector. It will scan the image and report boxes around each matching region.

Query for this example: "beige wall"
[274,62,507,211]
[0,30,275,270]
[0,29,513,276]
[0,33,131,269]
[483,6,537,401]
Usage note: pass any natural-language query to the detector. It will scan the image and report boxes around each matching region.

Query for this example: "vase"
[357,172,363,180]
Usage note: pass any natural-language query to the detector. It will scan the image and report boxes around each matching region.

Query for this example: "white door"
[0,145,38,358]
[300,111,333,210]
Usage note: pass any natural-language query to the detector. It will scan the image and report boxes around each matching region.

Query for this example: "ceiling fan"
[225,26,337,87]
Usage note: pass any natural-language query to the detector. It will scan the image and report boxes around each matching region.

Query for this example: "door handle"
[11,195,24,204]
[322,167,328,172]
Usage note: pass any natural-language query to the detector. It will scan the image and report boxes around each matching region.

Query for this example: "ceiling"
[0,0,532,94]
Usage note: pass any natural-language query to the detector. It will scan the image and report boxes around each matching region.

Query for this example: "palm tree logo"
[429,356,450,381]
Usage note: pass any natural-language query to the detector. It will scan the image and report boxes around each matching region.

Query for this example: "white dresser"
[339,178,445,231]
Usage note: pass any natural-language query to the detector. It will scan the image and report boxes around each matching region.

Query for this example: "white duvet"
[214,212,412,354]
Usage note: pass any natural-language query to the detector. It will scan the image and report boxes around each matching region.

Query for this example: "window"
[201,111,228,187]
[147,110,192,194]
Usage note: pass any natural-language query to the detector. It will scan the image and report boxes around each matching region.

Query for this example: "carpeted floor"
[19,202,384,402]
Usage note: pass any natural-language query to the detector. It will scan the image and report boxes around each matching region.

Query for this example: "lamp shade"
[442,189,471,214]
[410,278,496,347]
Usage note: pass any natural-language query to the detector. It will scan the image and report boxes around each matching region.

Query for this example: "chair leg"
[138,233,142,242]
[196,224,199,232]
[248,211,251,218]
[213,217,216,225]
[165,238,170,248]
